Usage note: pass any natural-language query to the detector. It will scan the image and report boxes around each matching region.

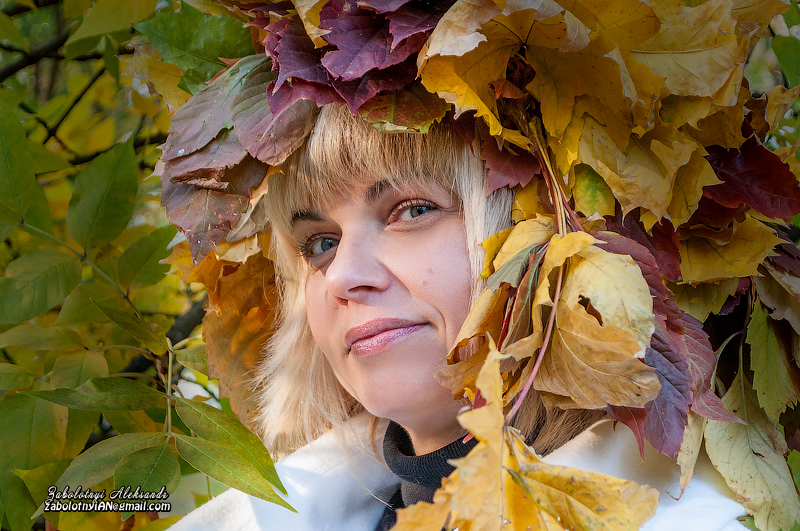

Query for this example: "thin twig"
[44,66,105,144]
[68,132,167,165]
[0,30,69,82]
[506,264,565,421]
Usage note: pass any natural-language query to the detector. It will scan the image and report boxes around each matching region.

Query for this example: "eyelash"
[296,199,438,261]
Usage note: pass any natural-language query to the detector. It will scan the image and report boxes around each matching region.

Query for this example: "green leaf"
[174,397,284,493]
[0,100,53,234]
[103,410,159,434]
[53,282,125,326]
[51,351,109,389]
[785,0,800,28]
[31,433,167,519]
[175,343,207,374]
[174,434,293,510]
[135,1,254,93]
[114,442,180,498]
[26,139,71,175]
[1,474,36,531]
[0,12,29,53]
[573,164,616,217]
[66,139,138,252]
[103,36,121,82]
[0,249,82,324]
[772,36,800,88]
[63,410,101,459]
[93,302,168,354]
[0,363,37,390]
[22,376,165,411]
[748,302,800,422]
[65,0,158,46]
[117,225,178,291]
[0,394,68,482]
[0,324,84,351]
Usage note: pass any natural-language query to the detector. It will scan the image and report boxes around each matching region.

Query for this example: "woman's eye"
[396,202,435,221]
[307,236,338,257]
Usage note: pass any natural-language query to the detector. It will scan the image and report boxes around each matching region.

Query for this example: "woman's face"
[293,179,472,453]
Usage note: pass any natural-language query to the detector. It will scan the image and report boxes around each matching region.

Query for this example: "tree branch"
[120,295,207,375]
[44,66,104,144]
[68,132,167,165]
[2,0,60,17]
[0,30,68,83]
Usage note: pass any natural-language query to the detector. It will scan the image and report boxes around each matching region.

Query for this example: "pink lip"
[345,318,426,357]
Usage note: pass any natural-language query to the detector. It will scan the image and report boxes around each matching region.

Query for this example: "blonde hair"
[253,104,602,457]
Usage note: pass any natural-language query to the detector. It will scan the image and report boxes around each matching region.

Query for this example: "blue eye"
[398,204,433,221]
[308,237,338,257]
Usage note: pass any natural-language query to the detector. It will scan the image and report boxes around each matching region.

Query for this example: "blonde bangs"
[266,103,467,237]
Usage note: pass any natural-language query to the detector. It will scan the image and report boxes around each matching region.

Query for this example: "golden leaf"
[421,0,500,58]
[668,278,740,321]
[666,149,722,226]
[533,231,596,307]
[420,38,519,140]
[121,43,190,109]
[678,215,783,283]
[561,243,655,350]
[630,0,742,99]
[291,0,329,47]
[511,179,551,224]
[676,410,708,495]
[535,304,659,408]
[576,116,695,218]
[492,215,556,271]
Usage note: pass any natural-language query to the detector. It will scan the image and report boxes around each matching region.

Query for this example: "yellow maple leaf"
[666,149,722,226]
[631,0,742,100]
[678,215,783,283]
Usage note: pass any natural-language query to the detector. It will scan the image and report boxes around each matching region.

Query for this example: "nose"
[323,233,391,303]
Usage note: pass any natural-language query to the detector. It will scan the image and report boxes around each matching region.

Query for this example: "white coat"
[167,415,747,531]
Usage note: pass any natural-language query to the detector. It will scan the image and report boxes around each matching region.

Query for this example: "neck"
[403,421,466,455]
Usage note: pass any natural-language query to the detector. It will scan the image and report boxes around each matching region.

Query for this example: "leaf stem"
[20,221,142,318]
[506,263,564,422]
[166,341,174,436]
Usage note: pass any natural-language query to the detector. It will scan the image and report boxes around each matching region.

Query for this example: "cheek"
[419,222,473,345]
[304,275,331,352]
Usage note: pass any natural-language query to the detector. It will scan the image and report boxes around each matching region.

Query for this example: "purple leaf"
[230,60,329,165]
[705,136,800,219]
[644,327,692,459]
[605,206,681,282]
[264,15,331,88]
[357,0,413,12]
[161,156,267,263]
[479,127,540,193]
[606,405,647,460]
[677,313,743,424]
[320,0,426,80]
[331,57,417,111]
[386,0,452,47]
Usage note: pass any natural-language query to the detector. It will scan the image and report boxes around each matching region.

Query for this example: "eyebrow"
[290,180,395,227]
[290,211,324,227]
